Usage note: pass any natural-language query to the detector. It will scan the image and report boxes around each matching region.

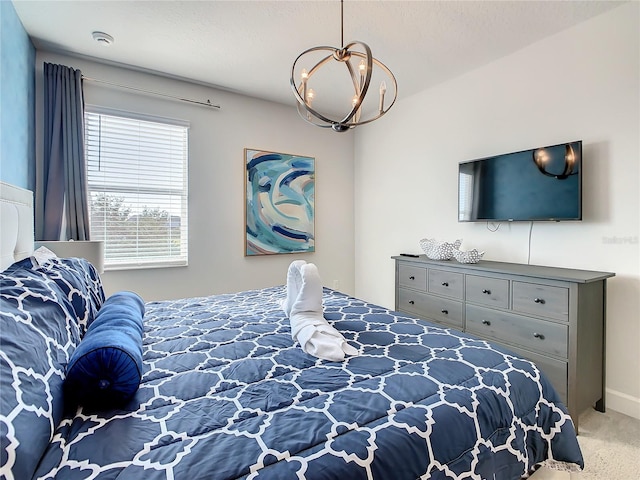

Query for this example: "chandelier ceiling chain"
[340,0,343,47]
[290,0,398,132]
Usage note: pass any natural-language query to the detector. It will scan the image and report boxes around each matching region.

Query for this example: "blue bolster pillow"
[86,291,144,335]
[65,291,145,408]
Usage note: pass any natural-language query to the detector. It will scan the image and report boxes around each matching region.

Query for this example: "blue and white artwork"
[245,149,315,255]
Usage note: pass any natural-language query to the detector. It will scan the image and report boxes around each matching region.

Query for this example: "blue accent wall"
[1,1,35,190]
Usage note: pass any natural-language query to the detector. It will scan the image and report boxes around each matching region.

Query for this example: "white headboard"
[0,181,35,271]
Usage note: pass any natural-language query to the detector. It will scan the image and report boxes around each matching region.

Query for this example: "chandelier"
[532,143,578,179]
[290,0,397,132]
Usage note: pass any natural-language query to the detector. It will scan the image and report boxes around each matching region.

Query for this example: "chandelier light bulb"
[379,81,387,113]
[534,149,550,165]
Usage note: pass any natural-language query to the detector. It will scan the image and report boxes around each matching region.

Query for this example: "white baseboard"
[606,387,640,419]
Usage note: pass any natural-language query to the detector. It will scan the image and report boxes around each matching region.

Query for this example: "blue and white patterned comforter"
[5,279,583,479]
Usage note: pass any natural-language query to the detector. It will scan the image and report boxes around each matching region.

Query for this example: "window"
[85,108,188,269]
[458,171,473,221]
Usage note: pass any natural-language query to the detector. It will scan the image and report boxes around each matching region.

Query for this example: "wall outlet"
[332,279,340,290]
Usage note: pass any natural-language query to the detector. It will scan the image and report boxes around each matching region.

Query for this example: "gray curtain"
[39,63,90,241]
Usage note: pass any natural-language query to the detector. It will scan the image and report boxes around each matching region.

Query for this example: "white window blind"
[458,171,473,221]
[85,110,188,269]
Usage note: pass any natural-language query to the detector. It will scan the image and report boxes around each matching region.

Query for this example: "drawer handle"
[482,289,491,294]
[481,319,491,326]
[441,309,448,315]
[534,298,546,304]
[533,332,545,340]
[409,276,415,280]
[441,282,449,287]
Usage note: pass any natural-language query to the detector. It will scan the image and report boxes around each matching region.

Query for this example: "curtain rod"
[82,76,221,109]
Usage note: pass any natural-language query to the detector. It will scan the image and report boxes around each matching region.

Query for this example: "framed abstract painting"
[244,149,315,255]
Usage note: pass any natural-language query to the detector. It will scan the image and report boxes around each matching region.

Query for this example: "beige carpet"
[531,408,640,479]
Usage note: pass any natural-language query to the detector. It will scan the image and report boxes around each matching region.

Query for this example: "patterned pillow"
[2,256,105,335]
[36,257,105,335]
[0,260,83,479]
[0,256,38,275]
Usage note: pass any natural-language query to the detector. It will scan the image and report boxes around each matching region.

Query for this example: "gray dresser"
[393,255,615,431]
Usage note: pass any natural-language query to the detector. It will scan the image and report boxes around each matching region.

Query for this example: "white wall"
[35,52,356,301]
[354,3,639,419]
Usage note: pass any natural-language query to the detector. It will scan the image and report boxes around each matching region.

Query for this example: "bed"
[0,181,583,479]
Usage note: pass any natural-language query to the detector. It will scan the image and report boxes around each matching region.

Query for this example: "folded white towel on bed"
[283,260,358,362]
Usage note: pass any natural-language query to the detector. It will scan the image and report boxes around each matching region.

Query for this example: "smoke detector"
[92,31,114,46]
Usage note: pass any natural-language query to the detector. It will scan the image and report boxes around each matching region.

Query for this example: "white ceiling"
[13,0,624,114]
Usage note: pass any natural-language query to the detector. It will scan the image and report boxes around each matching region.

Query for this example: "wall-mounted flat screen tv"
[458,141,582,222]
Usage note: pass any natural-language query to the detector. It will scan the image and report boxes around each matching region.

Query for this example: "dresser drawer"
[398,287,430,316]
[398,288,463,329]
[466,305,568,358]
[398,264,427,291]
[428,269,463,299]
[465,275,509,309]
[512,282,568,321]
[507,345,568,403]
